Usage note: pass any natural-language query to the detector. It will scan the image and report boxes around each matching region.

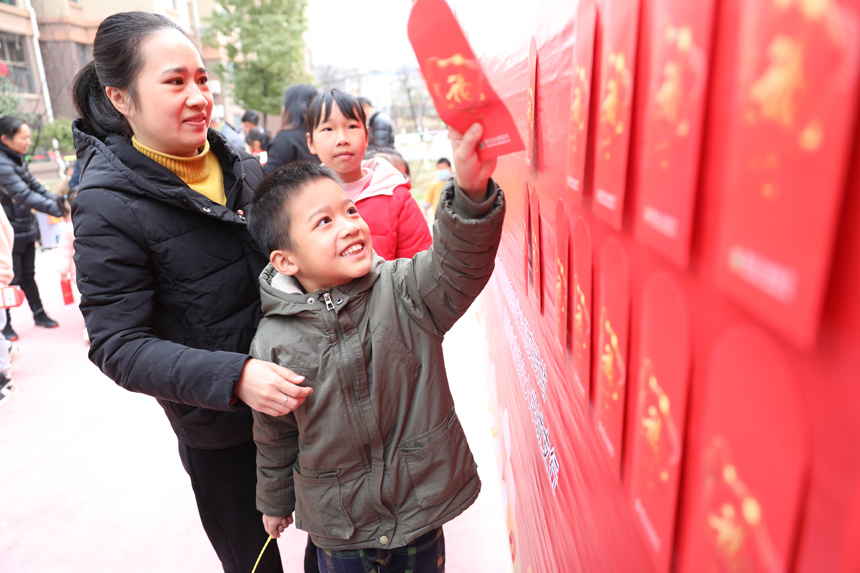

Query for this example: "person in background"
[246,127,271,166]
[0,203,21,407]
[210,114,247,150]
[70,12,310,572]
[0,116,67,341]
[365,146,410,179]
[307,89,430,261]
[264,84,320,176]
[358,96,395,151]
[241,109,261,134]
[423,157,452,220]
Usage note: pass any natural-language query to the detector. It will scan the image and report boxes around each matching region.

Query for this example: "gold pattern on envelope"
[638,359,682,489]
[556,254,567,317]
[426,55,488,116]
[599,312,626,409]
[701,436,784,571]
[573,276,590,354]
[748,36,805,128]
[600,51,631,152]
[570,66,588,154]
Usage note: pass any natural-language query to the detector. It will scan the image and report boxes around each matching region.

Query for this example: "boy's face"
[271,178,373,293]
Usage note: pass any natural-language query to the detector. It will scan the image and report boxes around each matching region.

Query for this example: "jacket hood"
[258,256,385,319]
[72,119,254,217]
[356,157,410,201]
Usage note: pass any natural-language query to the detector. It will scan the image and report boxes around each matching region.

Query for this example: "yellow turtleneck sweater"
[132,137,226,206]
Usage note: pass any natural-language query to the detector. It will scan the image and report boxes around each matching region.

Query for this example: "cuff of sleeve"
[449,178,500,219]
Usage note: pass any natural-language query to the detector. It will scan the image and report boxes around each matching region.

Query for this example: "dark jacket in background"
[264,128,319,175]
[0,144,63,251]
[367,110,396,150]
[71,121,269,449]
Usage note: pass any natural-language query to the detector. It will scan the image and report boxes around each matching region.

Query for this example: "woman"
[71,12,310,573]
[0,116,66,340]
[263,83,320,175]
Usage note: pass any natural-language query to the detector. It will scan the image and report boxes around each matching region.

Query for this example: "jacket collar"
[0,143,24,166]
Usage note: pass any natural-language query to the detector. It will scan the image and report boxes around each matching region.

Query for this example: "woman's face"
[2,123,31,155]
[120,29,213,157]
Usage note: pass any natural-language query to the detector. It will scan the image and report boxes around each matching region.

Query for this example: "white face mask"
[436,169,451,181]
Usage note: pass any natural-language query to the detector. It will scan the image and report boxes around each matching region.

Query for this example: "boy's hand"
[235,359,312,416]
[263,514,293,538]
[450,123,497,201]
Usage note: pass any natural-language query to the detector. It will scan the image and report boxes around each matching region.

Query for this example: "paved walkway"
[0,251,512,572]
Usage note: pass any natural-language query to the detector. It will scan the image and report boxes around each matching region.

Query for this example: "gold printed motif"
[573,278,590,353]
[599,313,626,411]
[799,121,824,150]
[749,36,805,128]
[426,54,487,116]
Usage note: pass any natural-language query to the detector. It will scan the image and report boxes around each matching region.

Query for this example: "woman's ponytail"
[72,60,131,139]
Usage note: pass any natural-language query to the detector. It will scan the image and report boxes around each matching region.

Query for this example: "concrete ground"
[0,250,512,572]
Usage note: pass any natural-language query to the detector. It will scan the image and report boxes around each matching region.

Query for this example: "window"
[76,42,91,67]
[0,32,34,93]
[0,0,17,6]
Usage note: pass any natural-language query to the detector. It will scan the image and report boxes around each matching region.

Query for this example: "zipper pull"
[323,292,335,311]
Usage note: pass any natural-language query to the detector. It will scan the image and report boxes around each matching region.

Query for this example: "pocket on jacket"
[400,409,476,508]
[293,467,355,539]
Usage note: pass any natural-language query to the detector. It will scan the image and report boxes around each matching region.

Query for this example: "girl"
[70,12,310,573]
[264,83,320,175]
[0,116,67,339]
[306,89,431,260]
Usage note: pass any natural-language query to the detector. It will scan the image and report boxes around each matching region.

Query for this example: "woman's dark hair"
[72,11,189,139]
[246,127,271,150]
[280,84,319,131]
[0,116,27,142]
[306,89,367,142]
[248,161,340,253]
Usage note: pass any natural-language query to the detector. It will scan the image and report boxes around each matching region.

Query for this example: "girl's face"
[110,28,213,158]
[2,123,31,155]
[307,102,368,183]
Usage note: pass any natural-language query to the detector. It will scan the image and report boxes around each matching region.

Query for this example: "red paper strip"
[555,199,570,349]
[571,217,593,403]
[566,0,597,205]
[408,0,525,160]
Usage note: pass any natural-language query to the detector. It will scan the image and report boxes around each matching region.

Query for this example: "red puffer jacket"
[354,157,432,260]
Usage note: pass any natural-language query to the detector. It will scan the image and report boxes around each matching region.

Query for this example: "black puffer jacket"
[0,144,63,250]
[72,120,269,449]
[263,127,319,175]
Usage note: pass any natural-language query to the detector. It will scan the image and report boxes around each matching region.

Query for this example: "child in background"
[0,205,21,406]
[423,157,452,221]
[306,89,431,260]
[248,123,504,571]
[365,146,411,179]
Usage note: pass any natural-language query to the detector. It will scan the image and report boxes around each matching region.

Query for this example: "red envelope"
[566,0,597,205]
[591,0,642,230]
[530,184,543,310]
[523,180,531,291]
[408,0,525,160]
[633,0,716,268]
[555,199,570,349]
[676,326,810,572]
[527,37,539,171]
[0,285,24,309]
[594,237,631,474]
[712,0,860,348]
[629,272,692,573]
[571,217,593,403]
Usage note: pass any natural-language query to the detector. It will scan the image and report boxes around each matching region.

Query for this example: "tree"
[204,0,311,123]
[39,117,75,156]
[0,77,22,118]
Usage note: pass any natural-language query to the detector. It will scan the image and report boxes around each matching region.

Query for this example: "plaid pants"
[317,528,445,573]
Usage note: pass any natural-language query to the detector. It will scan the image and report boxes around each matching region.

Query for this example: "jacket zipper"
[323,292,373,466]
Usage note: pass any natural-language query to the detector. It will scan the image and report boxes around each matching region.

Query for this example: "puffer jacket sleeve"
[398,178,504,336]
[0,160,63,217]
[253,408,299,516]
[73,188,249,409]
[393,185,432,259]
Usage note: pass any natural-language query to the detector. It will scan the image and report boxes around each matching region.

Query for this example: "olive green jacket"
[251,178,505,551]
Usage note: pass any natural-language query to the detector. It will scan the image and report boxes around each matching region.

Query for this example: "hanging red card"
[571,216,593,403]
[676,326,810,572]
[591,0,642,230]
[712,0,860,349]
[555,200,570,349]
[530,185,543,310]
[527,36,539,172]
[408,0,524,160]
[594,237,630,474]
[523,180,531,292]
[633,0,716,268]
[566,0,597,204]
[628,272,692,573]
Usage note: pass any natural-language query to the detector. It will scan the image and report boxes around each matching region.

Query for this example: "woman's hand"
[234,359,312,416]
[451,123,497,201]
[262,514,293,538]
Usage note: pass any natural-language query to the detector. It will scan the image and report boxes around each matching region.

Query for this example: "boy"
[423,157,452,219]
[247,123,504,571]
